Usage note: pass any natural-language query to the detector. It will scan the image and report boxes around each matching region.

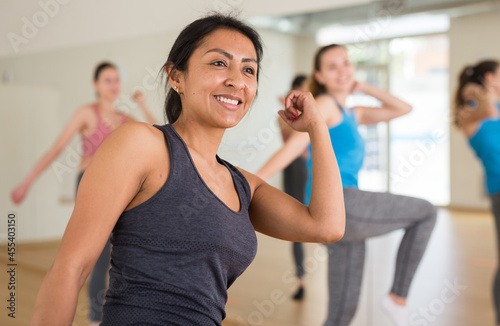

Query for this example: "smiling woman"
[30,13,345,326]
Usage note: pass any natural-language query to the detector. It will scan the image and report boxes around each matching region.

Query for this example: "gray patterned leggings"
[324,187,437,326]
[490,193,500,323]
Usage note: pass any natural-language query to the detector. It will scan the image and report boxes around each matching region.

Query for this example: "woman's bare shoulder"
[315,94,340,124]
[111,121,166,149]
[75,103,96,114]
[235,167,265,198]
[315,94,335,105]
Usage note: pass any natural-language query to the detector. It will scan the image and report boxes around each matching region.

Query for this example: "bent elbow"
[319,222,345,243]
[323,228,344,243]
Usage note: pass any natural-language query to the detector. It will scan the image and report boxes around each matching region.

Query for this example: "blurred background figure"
[307,44,436,326]
[10,61,157,326]
[278,74,309,300]
[454,59,500,326]
[257,44,437,326]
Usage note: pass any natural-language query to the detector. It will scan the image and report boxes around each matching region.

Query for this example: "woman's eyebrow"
[205,48,257,64]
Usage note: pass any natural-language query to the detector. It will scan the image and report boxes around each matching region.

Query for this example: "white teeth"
[216,96,239,105]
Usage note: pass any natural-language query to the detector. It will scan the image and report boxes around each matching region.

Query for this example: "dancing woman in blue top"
[258,44,437,326]
[455,59,500,325]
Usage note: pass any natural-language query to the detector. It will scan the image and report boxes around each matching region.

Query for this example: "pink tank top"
[82,105,127,157]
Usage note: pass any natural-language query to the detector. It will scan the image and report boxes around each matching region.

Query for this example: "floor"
[0,208,497,326]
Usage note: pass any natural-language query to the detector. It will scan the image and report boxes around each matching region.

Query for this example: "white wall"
[449,11,500,210]
[1,85,74,242]
[0,27,305,242]
[294,34,318,77]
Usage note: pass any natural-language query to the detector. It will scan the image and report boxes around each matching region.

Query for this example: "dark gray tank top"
[101,124,258,325]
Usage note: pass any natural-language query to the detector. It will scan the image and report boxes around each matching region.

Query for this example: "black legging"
[283,156,308,278]
[491,193,500,323]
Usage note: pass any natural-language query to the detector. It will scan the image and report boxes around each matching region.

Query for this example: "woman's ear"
[314,71,324,86]
[93,80,99,97]
[165,62,181,89]
[484,71,495,86]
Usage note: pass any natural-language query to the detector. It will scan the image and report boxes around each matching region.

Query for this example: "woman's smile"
[214,94,243,111]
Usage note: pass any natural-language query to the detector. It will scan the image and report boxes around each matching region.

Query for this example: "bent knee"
[419,199,437,225]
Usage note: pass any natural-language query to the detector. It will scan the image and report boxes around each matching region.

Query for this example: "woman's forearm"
[23,146,65,186]
[31,264,85,325]
[138,103,158,125]
[307,121,345,242]
[360,83,412,114]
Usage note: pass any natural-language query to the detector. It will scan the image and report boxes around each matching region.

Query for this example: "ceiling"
[0,0,369,58]
[1,0,497,59]
[248,0,500,34]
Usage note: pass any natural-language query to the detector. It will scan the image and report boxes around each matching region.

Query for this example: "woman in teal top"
[455,59,500,325]
[304,100,365,204]
[258,44,437,326]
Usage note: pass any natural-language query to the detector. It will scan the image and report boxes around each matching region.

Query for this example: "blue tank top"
[101,124,258,325]
[305,105,365,204]
[468,103,500,195]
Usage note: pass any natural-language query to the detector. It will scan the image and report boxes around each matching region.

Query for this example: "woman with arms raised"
[30,14,344,325]
[11,61,157,326]
[257,44,437,326]
[455,60,500,326]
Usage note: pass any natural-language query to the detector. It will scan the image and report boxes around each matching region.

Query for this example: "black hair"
[309,44,345,97]
[291,75,307,90]
[160,13,263,123]
[454,60,499,126]
[94,62,117,82]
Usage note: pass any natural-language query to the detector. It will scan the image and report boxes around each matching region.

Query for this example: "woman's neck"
[172,117,225,166]
[326,90,348,108]
[96,98,115,112]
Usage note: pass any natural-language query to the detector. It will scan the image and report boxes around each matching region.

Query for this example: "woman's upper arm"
[241,169,330,243]
[53,122,158,274]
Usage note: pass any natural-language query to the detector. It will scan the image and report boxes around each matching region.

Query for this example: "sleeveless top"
[81,104,127,157]
[468,103,500,195]
[101,124,257,325]
[305,103,365,204]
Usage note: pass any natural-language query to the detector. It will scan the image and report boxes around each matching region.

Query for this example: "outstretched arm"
[30,122,158,325]
[353,82,412,125]
[255,128,310,180]
[246,91,345,243]
[10,107,89,204]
